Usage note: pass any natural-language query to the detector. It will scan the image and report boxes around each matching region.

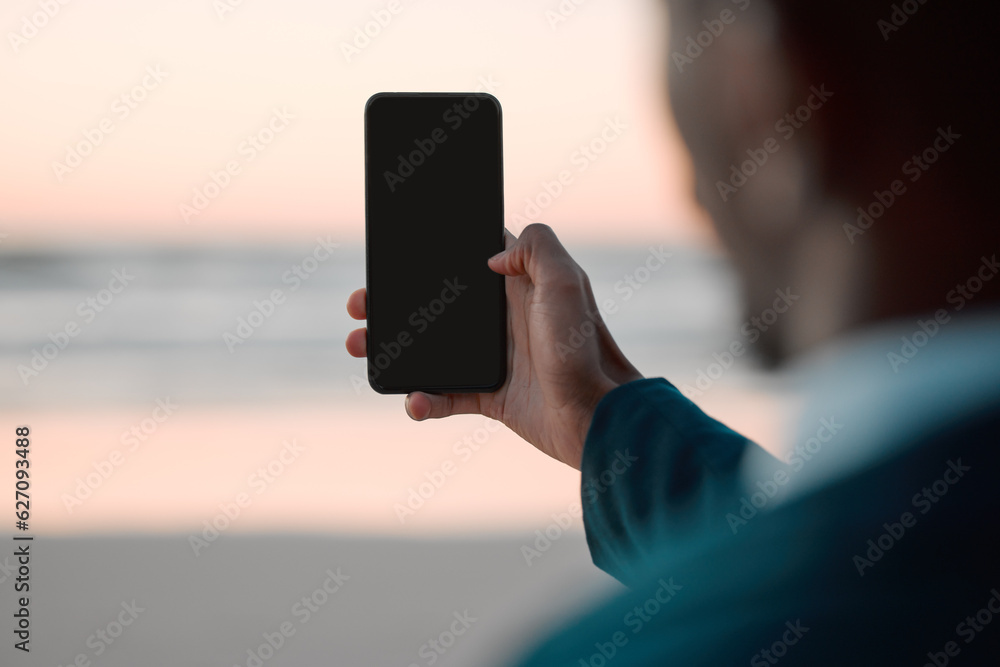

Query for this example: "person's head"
[664,0,998,365]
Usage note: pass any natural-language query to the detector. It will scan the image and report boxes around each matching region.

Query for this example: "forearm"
[580,377,765,586]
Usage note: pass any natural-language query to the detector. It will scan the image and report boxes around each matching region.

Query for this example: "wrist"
[569,373,619,470]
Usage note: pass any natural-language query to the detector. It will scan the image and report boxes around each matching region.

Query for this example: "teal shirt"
[514,376,1000,665]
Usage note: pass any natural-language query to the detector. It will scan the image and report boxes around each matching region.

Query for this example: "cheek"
[667,64,730,184]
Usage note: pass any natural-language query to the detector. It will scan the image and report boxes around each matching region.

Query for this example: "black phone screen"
[364,93,506,394]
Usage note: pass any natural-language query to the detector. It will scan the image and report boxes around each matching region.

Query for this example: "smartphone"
[364,92,506,394]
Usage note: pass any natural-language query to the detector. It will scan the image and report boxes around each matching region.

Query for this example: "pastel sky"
[0,0,713,246]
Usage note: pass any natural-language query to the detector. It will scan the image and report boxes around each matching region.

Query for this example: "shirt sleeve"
[580,377,767,586]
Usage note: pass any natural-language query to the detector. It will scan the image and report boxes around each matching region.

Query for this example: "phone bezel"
[364,92,507,394]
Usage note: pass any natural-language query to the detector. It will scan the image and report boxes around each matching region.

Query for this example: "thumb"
[405,392,483,421]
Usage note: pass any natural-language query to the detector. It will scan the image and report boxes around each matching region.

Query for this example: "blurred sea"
[0,241,755,408]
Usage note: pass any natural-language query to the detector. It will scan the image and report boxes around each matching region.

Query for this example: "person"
[347,0,1000,663]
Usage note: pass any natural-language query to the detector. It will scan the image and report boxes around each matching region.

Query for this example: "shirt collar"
[741,307,1000,502]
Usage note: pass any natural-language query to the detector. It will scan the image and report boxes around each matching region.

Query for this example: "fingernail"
[488,250,506,263]
[404,395,415,419]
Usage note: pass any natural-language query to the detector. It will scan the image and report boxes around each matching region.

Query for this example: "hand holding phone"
[354,94,643,469]
[349,230,643,470]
